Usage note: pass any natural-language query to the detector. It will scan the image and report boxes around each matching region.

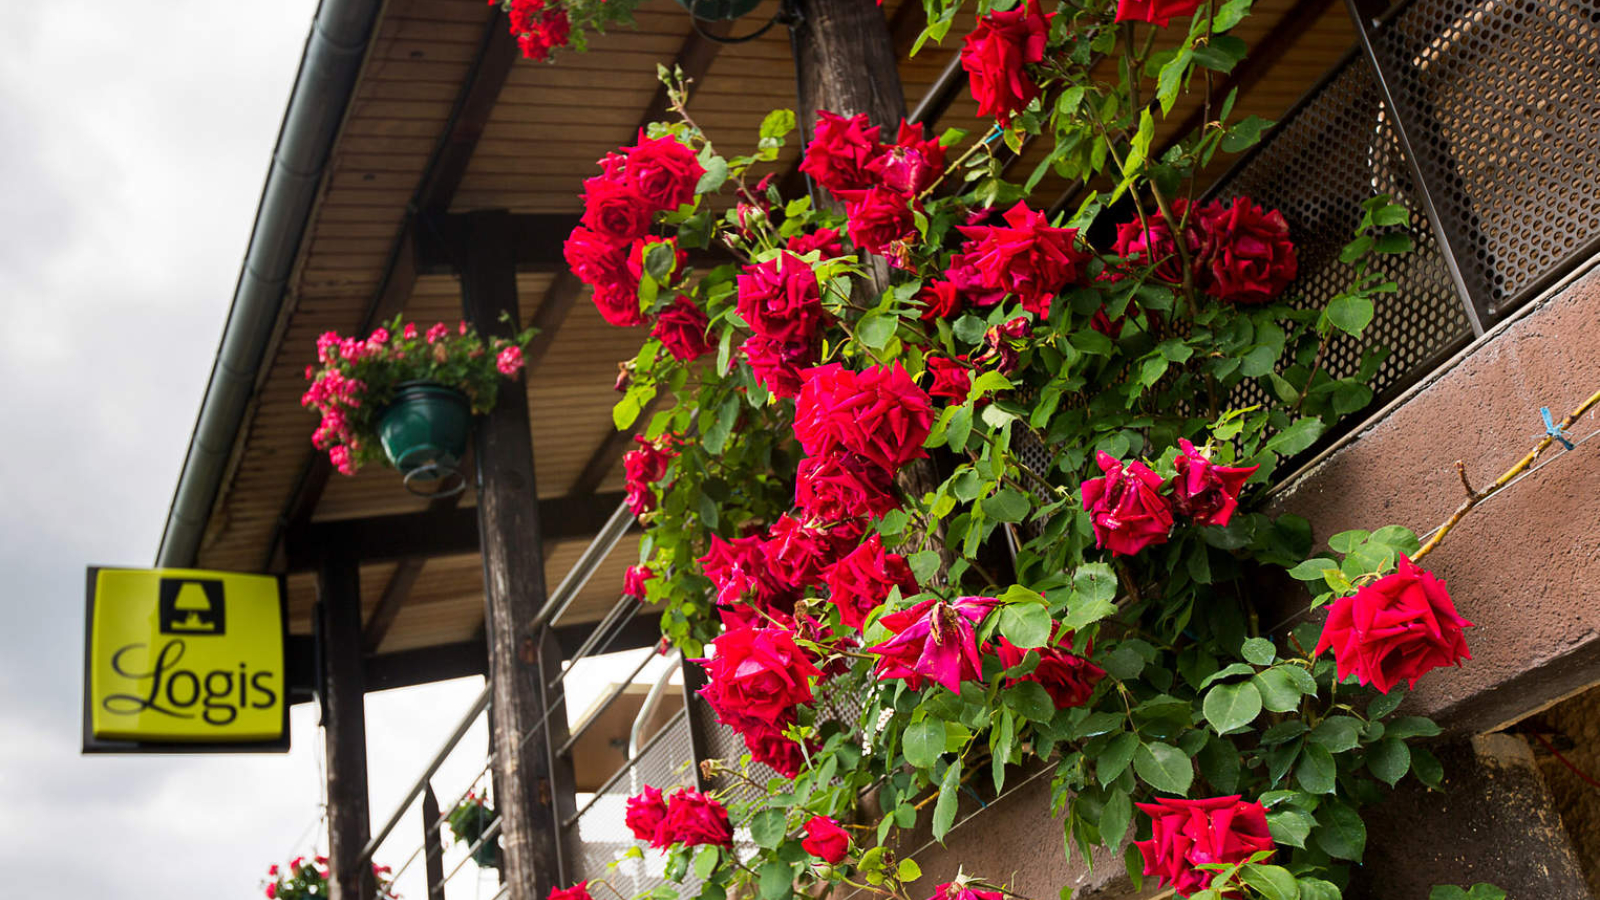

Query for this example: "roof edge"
[156,0,383,568]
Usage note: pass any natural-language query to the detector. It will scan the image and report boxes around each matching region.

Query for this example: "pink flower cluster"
[1082,440,1258,557]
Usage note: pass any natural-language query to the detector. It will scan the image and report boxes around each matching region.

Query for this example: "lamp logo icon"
[158,578,226,636]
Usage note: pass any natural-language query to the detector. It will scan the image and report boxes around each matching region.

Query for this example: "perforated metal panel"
[1363,0,1600,317]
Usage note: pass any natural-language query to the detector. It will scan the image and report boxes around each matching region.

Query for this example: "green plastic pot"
[672,0,763,21]
[377,381,471,488]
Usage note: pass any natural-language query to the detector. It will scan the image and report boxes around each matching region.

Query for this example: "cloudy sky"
[0,3,661,897]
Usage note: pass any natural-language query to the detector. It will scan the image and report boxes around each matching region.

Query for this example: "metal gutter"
[155,0,384,566]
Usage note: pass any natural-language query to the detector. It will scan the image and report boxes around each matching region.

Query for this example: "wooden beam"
[363,640,488,693]
[317,558,374,900]
[362,558,427,654]
[460,209,567,900]
[568,411,652,499]
[422,784,447,900]
[284,490,625,572]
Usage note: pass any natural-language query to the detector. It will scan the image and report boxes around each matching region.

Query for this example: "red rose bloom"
[801,815,852,864]
[996,632,1106,709]
[660,789,734,848]
[866,121,948,197]
[623,131,705,213]
[1314,555,1473,694]
[929,882,1004,900]
[591,281,645,328]
[763,514,858,590]
[1197,197,1298,305]
[652,296,712,362]
[1171,438,1258,526]
[580,176,652,244]
[976,315,1032,374]
[623,436,676,517]
[745,721,811,777]
[916,280,964,321]
[1113,198,1202,285]
[625,785,670,847]
[699,534,798,615]
[549,882,593,900]
[742,334,820,400]
[960,0,1052,126]
[795,453,900,523]
[788,227,845,259]
[840,185,918,257]
[867,596,997,694]
[1115,0,1204,27]
[623,565,653,600]
[823,535,919,630]
[563,226,630,289]
[1135,796,1275,897]
[1081,451,1175,556]
[799,110,883,194]
[955,201,1090,318]
[695,623,820,730]
[923,355,975,404]
[946,246,1008,307]
[737,253,826,343]
[794,363,935,474]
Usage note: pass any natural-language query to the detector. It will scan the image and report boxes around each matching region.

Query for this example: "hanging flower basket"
[671,0,763,21]
[448,791,503,870]
[377,381,472,492]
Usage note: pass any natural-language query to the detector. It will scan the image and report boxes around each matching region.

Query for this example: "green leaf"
[1267,807,1315,849]
[998,602,1053,649]
[1298,880,1343,900]
[1155,49,1193,116]
[1367,689,1405,720]
[1314,799,1367,862]
[1254,667,1305,713]
[1098,732,1140,787]
[1211,0,1253,31]
[856,312,897,350]
[759,861,794,900]
[1264,418,1325,456]
[1412,746,1444,789]
[1074,563,1119,603]
[982,488,1031,523]
[701,394,740,456]
[1221,115,1273,153]
[904,719,947,768]
[1325,295,1375,337]
[1198,734,1241,794]
[1134,742,1194,795]
[750,809,787,849]
[696,155,729,194]
[1367,737,1410,786]
[932,759,962,841]
[759,108,796,140]
[1204,681,1263,734]
[897,859,923,882]
[1385,716,1441,740]
[1005,682,1057,724]
[1328,529,1370,553]
[1241,637,1277,666]
[1101,788,1133,848]
[1240,864,1300,900]
[693,845,721,880]
[1309,716,1362,753]
[1375,232,1414,254]
[1296,743,1337,794]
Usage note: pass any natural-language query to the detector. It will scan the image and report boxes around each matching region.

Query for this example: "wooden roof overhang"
[157,0,1357,693]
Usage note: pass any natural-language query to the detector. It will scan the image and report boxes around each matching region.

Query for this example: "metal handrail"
[556,645,660,757]
[359,686,491,863]
[563,706,690,828]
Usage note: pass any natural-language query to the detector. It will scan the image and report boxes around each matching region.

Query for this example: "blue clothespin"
[961,783,989,809]
[1541,407,1575,450]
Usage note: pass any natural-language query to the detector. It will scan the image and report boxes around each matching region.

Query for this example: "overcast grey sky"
[0,3,493,897]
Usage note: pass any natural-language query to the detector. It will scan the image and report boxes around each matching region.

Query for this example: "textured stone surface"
[1530,686,1600,897]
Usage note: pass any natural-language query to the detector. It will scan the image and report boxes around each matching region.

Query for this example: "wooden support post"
[458,209,567,900]
[422,783,447,900]
[317,558,374,900]
[791,0,907,136]
[679,657,714,792]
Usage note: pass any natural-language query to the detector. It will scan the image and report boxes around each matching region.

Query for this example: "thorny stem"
[918,125,1006,202]
[1412,385,1600,562]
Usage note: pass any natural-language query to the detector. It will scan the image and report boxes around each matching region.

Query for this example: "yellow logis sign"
[85,567,285,746]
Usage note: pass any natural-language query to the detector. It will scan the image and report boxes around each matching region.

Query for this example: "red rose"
[867,596,997,694]
[623,436,676,517]
[549,882,593,900]
[960,0,1052,126]
[976,315,1032,374]
[624,131,705,213]
[1115,0,1204,27]
[923,355,975,404]
[1197,197,1298,304]
[1135,796,1275,896]
[995,632,1105,709]
[266,885,277,900]
[695,624,820,728]
[946,246,1008,307]
[929,882,1004,900]
[795,452,901,523]
[762,514,859,590]
[794,363,935,474]
[737,253,826,343]
[625,785,670,847]
[591,281,645,328]
[623,565,653,600]
[840,185,918,257]
[1112,198,1201,285]
[745,721,811,777]
[799,110,883,194]
[699,534,798,615]
[955,201,1090,318]
[865,121,948,197]
[823,535,919,630]
[626,236,688,286]
[660,789,734,848]
[1081,451,1174,556]
[580,176,652,243]
[1314,555,1472,694]
[564,226,629,288]
[801,815,851,864]
[916,279,964,321]
[742,334,819,400]
[1171,438,1257,526]
[651,296,712,362]
[787,227,845,259]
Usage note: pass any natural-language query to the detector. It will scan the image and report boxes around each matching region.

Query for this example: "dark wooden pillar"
[421,783,447,900]
[458,209,568,900]
[791,0,907,135]
[317,558,375,900]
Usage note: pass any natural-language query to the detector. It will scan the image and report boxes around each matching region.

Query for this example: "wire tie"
[1541,407,1575,450]
[961,783,989,809]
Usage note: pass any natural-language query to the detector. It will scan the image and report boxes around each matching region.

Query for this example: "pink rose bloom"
[795,453,900,524]
[1135,796,1275,896]
[866,596,997,694]
[580,176,651,243]
[839,185,918,257]
[426,322,451,344]
[960,0,1052,126]
[1116,0,1204,27]
[742,333,819,400]
[744,721,811,778]
[762,514,858,590]
[549,883,593,900]
[929,882,1004,900]
[1196,197,1299,305]
[622,131,705,213]
[787,227,845,259]
[651,296,712,362]
[699,533,798,616]
[995,631,1105,709]
[866,120,948,197]
[1112,198,1202,285]
[923,355,976,404]
[1081,451,1174,556]
[736,253,826,344]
